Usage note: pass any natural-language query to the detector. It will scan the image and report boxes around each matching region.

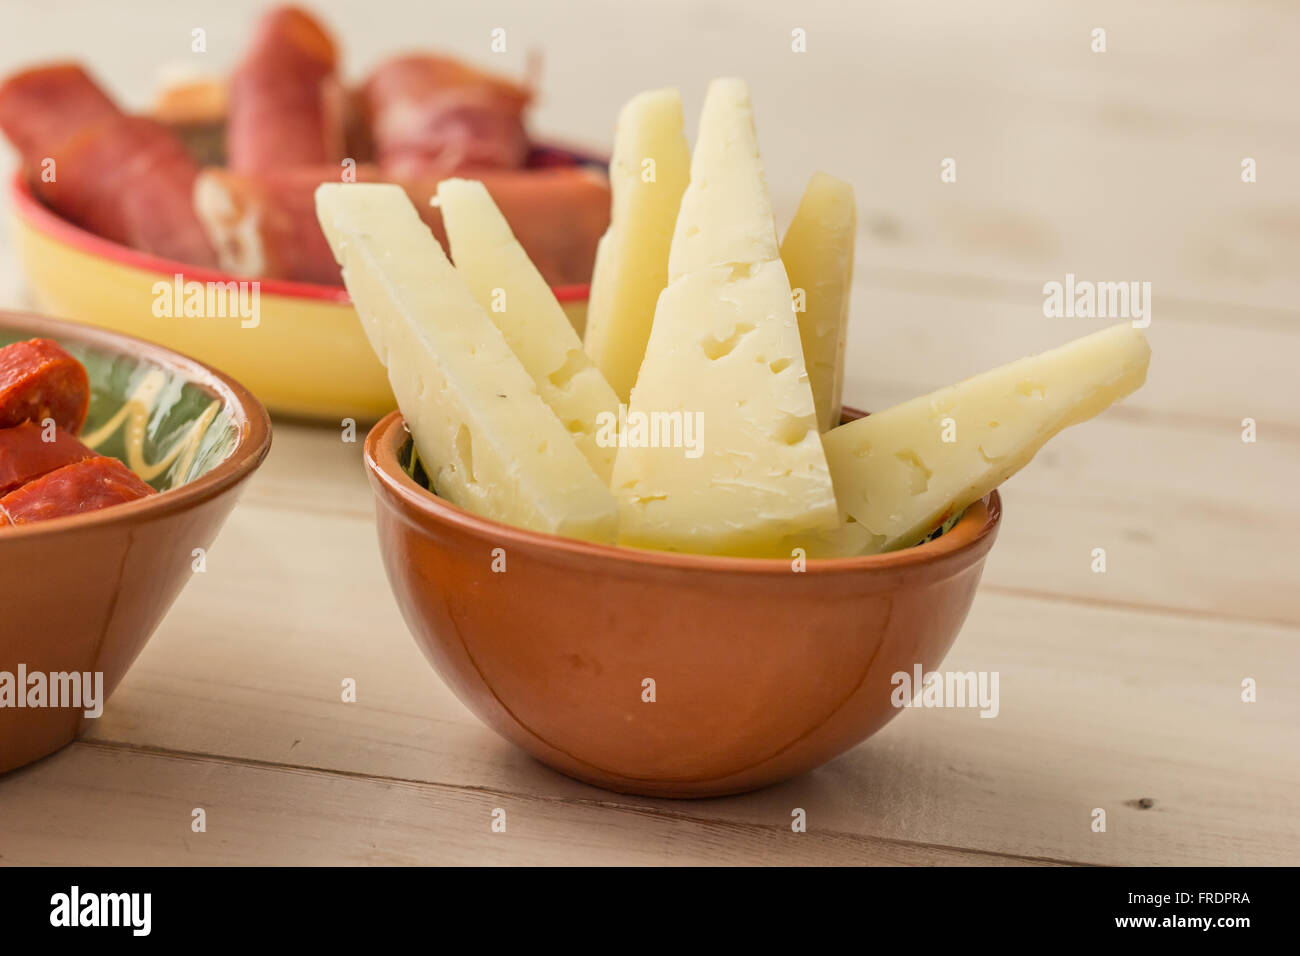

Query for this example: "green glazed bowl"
[0,326,241,493]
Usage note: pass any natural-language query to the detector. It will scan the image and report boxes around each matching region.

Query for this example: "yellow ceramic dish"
[9,174,590,421]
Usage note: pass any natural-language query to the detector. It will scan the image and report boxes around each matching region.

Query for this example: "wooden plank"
[0,743,1037,865]
[243,411,1300,626]
[843,285,1300,433]
[0,0,1297,321]
[527,0,1300,315]
[0,0,1294,870]
[66,493,1299,866]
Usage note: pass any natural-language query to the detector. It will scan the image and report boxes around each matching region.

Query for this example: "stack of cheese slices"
[315,78,1150,559]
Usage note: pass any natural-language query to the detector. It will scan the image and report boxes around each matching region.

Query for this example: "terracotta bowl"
[0,311,271,774]
[364,408,1001,798]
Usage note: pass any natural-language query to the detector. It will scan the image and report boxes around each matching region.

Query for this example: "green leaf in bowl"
[0,331,239,492]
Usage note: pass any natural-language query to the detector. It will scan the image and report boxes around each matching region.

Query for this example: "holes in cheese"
[779,172,856,433]
[611,78,838,558]
[701,322,755,361]
[819,323,1151,554]
[315,182,617,542]
[666,80,781,282]
[436,177,620,484]
[583,89,691,403]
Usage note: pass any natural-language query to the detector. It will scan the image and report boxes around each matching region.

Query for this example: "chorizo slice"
[0,338,91,434]
[0,456,154,527]
[0,420,95,495]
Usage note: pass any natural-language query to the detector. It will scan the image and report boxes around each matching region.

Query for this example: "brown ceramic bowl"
[365,408,1001,798]
[0,311,271,774]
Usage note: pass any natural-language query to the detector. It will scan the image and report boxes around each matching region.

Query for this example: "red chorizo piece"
[227,6,343,172]
[0,339,91,434]
[363,54,531,179]
[0,456,154,527]
[0,421,95,495]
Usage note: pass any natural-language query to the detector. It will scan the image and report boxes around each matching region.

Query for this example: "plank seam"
[70,738,1091,867]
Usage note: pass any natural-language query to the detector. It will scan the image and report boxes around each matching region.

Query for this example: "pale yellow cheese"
[611,78,839,557]
[436,178,619,484]
[820,323,1151,554]
[780,172,856,433]
[315,183,617,542]
[583,89,691,402]
[666,81,786,281]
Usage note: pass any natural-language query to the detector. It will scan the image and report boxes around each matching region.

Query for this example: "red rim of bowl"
[0,310,273,541]
[364,409,1002,576]
[9,172,593,305]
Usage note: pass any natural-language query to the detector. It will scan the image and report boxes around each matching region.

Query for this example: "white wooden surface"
[0,0,1297,865]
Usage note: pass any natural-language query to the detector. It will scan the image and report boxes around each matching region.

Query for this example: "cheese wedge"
[436,178,619,484]
[583,89,691,402]
[611,78,839,557]
[781,172,856,433]
[315,183,617,542]
[821,323,1151,554]
[666,81,784,281]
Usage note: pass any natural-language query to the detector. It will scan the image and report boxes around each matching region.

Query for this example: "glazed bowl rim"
[364,408,1002,576]
[0,309,272,541]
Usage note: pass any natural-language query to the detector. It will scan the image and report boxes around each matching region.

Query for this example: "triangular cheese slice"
[611,78,839,557]
[780,172,856,433]
[316,183,617,542]
[821,323,1151,553]
[437,177,619,484]
[583,89,691,402]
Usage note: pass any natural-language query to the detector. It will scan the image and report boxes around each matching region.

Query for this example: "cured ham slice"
[0,420,95,495]
[0,21,588,283]
[0,456,155,527]
[35,115,219,266]
[363,54,531,178]
[0,338,91,434]
[195,164,382,284]
[153,76,373,167]
[195,165,610,288]
[0,66,218,266]
[227,6,343,172]
[0,63,118,158]
[412,167,610,288]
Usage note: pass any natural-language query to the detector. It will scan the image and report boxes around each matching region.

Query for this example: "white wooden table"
[0,0,1296,865]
